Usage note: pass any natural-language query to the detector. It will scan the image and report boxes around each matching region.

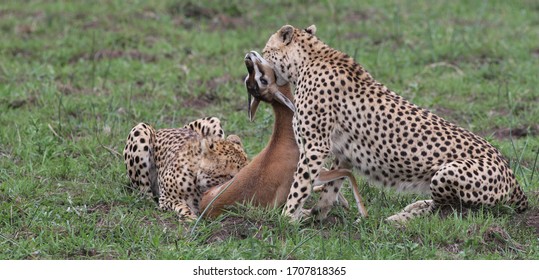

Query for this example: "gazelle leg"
[314,169,368,219]
[313,185,350,210]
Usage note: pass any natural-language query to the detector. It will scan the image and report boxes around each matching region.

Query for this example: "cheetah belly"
[330,126,433,194]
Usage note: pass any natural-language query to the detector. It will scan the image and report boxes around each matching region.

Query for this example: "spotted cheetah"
[123,117,249,220]
[262,24,528,223]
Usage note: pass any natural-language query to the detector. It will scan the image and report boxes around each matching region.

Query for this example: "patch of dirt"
[183,93,217,109]
[168,2,248,31]
[0,9,44,19]
[525,207,539,237]
[436,205,471,219]
[205,74,234,93]
[209,14,247,31]
[450,18,500,29]
[7,96,37,109]
[182,74,235,109]
[92,201,180,235]
[482,225,525,252]
[64,247,120,260]
[465,223,525,253]
[67,247,99,258]
[69,49,157,64]
[15,24,36,35]
[205,216,274,244]
[433,105,537,140]
[86,202,115,214]
[488,125,539,140]
[205,217,253,243]
[56,81,84,95]
[532,48,539,58]
[345,10,371,22]
[9,47,34,59]
[169,2,216,18]
[343,32,365,40]
[148,212,181,230]
[82,20,100,30]
[444,241,463,254]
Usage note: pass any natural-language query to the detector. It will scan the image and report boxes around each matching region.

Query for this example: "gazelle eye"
[259,78,268,85]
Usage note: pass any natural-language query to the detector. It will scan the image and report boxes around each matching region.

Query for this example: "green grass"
[1,0,538,259]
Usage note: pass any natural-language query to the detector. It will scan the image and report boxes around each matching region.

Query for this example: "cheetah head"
[244,51,295,121]
[262,24,317,86]
[196,135,249,192]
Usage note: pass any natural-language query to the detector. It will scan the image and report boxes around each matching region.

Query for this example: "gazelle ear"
[304,25,316,35]
[274,91,296,113]
[279,25,294,45]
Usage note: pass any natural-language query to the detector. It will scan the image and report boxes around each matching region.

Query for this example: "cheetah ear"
[304,25,316,35]
[200,138,215,155]
[279,25,294,45]
[226,135,243,147]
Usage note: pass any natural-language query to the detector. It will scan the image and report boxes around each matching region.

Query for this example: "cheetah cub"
[123,117,248,220]
[262,24,528,223]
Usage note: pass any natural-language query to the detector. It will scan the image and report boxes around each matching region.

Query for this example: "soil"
[205,216,270,244]
[525,206,539,237]
[69,49,157,64]
[490,125,539,140]
[7,96,36,109]
[183,93,216,109]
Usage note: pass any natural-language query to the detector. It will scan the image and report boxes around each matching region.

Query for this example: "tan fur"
[200,60,298,218]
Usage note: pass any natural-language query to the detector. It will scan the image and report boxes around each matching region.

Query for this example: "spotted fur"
[123,117,248,220]
[262,24,528,222]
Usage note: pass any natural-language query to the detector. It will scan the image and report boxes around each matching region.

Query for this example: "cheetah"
[123,117,249,220]
[262,24,528,223]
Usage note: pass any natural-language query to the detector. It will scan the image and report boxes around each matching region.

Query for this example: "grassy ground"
[1,0,538,259]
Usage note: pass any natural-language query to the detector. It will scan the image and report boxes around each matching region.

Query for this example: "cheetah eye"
[259,78,268,86]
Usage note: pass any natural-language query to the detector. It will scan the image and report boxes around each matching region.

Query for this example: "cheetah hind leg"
[123,123,159,202]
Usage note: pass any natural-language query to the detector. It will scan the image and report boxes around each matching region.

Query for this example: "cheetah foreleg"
[158,168,200,222]
[284,151,327,221]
